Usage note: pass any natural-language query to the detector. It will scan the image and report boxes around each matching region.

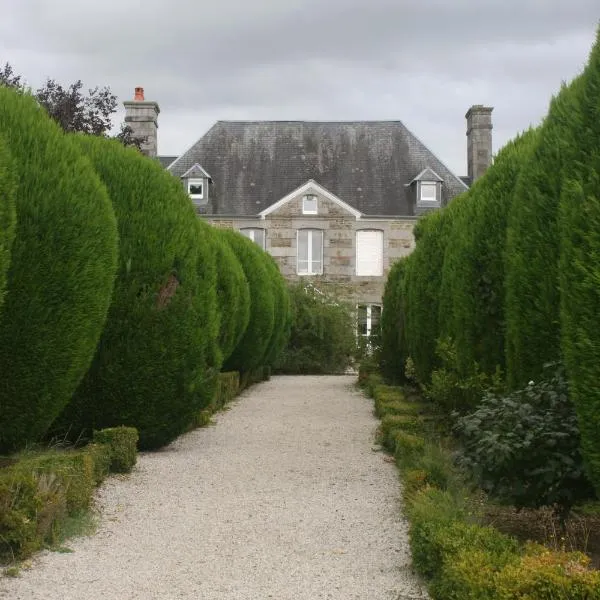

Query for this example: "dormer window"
[420,182,438,203]
[302,194,318,215]
[188,179,204,200]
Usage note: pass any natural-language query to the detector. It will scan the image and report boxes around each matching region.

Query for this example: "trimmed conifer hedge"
[55,135,220,450]
[0,87,118,452]
[558,28,600,496]
[221,229,276,373]
[208,227,251,364]
[379,257,409,383]
[504,77,582,389]
[0,135,16,313]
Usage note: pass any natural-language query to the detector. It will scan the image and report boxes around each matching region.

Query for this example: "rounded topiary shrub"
[0,87,118,453]
[54,135,220,450]
[208,227,250,364]
[221,229,275,373]
[0,135,16,313]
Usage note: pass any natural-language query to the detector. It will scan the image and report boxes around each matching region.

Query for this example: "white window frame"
[355,229,384,276]
[357,304,382,337]
[419,181,438,203]
[188,178,204,200]
[297,229,323,275]
[302,194,318,215]
[240,227,266,250]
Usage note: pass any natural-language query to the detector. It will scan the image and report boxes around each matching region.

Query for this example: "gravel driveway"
[1,375,428,600]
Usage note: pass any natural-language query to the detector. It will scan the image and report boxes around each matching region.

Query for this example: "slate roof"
[158,155,178,169]
[167,121,468,216]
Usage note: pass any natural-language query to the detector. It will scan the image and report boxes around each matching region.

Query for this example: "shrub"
[0,86,118,453]
[0,135,16,313]
[212,371,240,410]
[221,229,275,373]
[92,427,138,474]
[505,76,582,389]
[274,283,355,374]
[379,257,409,383]
[54,135,219,451]
[559,27,600,497]
[208,227,250,364]
[393,431,425,463]
[378,414,425,449]
[454,363,595,521]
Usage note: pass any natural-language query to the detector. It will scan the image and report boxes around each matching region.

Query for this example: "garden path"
[1,375,428,600]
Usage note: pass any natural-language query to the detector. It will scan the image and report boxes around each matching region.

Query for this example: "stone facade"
[205,184,416,308]
[123,88,160,158]
[466,105,493,182]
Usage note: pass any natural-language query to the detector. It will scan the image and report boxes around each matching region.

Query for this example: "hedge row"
[0,427,138,562]
[0,85,290,453]
[379,27,600,495]
[362,379,600,598]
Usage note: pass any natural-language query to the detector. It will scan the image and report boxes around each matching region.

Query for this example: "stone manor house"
[124,88,493,338]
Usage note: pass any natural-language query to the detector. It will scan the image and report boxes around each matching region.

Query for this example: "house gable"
[259,180,362,220]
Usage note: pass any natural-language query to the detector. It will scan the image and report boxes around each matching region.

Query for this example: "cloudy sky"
[1,1,597,175]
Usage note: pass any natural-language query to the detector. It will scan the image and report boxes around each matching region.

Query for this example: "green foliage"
[207,228,250,363]
[379,258,408,382]
[54,135,219,451]
[92,427,138,474]
[424,338,503,415]
[0,86,118,453]
[454,364,595,519]
[0,135,16,313]
[438,131,537,380]
[558,27,600,497]
[274,283,355,374]
[505,77,582,389]
[212,371,240,410]
[221,229,276,373]
[404,202,462,384]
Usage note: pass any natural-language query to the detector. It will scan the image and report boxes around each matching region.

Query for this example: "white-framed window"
[419,182,438,203]
[302,194,318,215]
[188,178,204,199]
[356,230,383,276]
[240,228,266,249]
[357,304,382,337]
[297,229,323,275]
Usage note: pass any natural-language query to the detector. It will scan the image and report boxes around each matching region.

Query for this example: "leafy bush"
[558,27,600,497]
[274,283,355,374]
[92,427,138,474]
[54,135,219,451]
[393,431,425,463]
[212,371,240,410]
[221,229,275,373]
[454,364,595,520]
[207,228,250,364]
[0,87,118,453]
[0,135,15,312]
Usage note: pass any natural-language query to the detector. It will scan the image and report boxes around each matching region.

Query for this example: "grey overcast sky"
[1,1,597,175]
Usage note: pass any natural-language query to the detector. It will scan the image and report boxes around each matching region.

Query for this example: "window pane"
[357,305,367,336]
[371,305,382,335]
[311,230,322,273]
[303,195,317,214]
[297,230,308,274]
[420,183,436,201]
[254,229,265,248]
[356,230,383,276]
[189,181,203,196]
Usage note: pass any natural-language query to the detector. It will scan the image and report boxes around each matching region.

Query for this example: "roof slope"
[168,121,467,216]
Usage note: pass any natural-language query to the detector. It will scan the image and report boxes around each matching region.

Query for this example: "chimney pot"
[134,87,145,101]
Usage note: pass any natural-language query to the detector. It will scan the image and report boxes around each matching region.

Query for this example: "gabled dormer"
[181,163,212,212]
[406,167,443,214]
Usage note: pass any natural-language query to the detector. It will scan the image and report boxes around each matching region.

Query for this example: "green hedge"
[504,77,582,389]
[379,257,408,383]
[92,427,138,474]
[0,135,15,314]
[221,230,275,373]
[0,87,118,453]
[208,228,250,364]
[559,28,600,496]
[55,135,219,451]
[0,430,133,563]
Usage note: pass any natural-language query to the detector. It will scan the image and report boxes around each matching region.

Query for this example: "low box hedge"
[92,426,138,474]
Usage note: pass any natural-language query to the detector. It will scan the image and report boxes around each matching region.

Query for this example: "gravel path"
[1,375,428,600]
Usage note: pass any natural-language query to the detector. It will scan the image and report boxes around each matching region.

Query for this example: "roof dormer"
[406,167,443,214]
[181,163,212,212]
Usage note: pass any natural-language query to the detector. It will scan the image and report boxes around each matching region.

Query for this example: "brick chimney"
[123,87,160,158]
[465,105,493,182]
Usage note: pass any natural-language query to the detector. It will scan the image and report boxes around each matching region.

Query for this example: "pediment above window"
[181,163,212,206]
[406,167,443,211]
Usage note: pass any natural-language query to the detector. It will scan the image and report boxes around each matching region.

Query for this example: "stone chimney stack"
[123,87,160,158]
[465,105,493,182]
